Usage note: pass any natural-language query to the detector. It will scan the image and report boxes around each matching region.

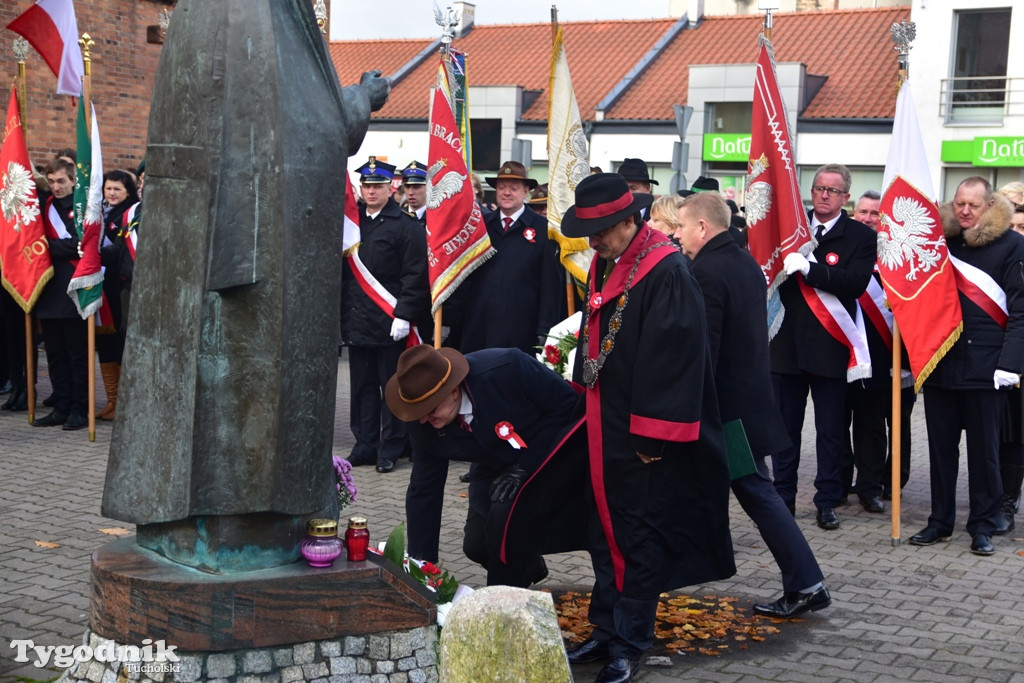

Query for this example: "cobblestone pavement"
[2,353,1022,682]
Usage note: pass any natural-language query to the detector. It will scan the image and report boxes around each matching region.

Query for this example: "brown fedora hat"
[385,345,470,422]
[485,160,539,190]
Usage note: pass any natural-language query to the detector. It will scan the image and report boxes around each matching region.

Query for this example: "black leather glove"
[489,464,529,504]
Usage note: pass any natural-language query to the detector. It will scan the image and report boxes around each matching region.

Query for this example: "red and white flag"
[744,36,812,338]
[0,86,52,311]
[425,58,494,313]
[7,0,84,96]
[878,80,962,391]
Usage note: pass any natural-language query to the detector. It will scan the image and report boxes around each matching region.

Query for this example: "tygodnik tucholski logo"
[9,638,180,674]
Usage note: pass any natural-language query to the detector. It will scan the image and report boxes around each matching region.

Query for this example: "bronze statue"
[102,0,389,571]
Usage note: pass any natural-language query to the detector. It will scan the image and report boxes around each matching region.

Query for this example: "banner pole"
[891,321,903,546]
[80,33,96,441]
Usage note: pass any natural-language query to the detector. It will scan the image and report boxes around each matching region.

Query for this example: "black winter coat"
[340,197,430,346]
[34,196,79,320]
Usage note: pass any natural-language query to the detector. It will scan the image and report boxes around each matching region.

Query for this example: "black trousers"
[923,387,1004,536]
[772,372,848,510]
[850,384,916,498]
[348,343,407,465]
[1,289,26,387]
[463,503,546,588]
[38,316,88,416]
[732,456,823,592]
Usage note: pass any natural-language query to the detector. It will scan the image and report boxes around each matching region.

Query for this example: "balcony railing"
[940,76,1024,125]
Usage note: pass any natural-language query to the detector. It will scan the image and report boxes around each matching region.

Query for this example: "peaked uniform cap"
[357,156,396,184]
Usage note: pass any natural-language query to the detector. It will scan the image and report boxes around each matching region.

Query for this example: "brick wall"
[0,0,174,174]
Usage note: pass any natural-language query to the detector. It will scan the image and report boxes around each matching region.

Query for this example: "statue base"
[90,537,436,651]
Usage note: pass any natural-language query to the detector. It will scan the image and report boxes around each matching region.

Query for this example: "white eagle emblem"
[426,158,467,210]
[743,154,772,226]
[1,161,40,232]
[877,195,943,281]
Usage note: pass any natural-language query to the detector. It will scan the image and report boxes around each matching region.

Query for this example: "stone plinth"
[90,538,436,652]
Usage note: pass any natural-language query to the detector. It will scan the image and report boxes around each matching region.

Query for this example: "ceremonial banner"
[546,24,593,284]
[0,86,52,311]
[877,80,962,391]
[67,98,105,319]
[6,0,84,96]
[425,59,494,312]
[744,35,811,337]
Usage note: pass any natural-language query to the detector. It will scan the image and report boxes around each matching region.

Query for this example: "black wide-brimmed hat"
[691,176,720,192]
[560,173,654,238]
[616,158,659,186]
[385,345,469,422]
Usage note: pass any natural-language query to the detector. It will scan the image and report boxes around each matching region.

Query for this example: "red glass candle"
[345,516,370,562]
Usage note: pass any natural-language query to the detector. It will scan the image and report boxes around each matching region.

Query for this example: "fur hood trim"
[940,193,1014,248]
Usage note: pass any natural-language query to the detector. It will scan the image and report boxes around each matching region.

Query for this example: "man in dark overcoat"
[676,191,829,619]
[341,157,431,473]
[910,177,1024,556]
[769,163,876,530]
[452,161,564,354]
[560,174,735,683]
[385,344,580,587]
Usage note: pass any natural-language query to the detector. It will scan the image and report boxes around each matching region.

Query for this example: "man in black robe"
[560,174,735,683]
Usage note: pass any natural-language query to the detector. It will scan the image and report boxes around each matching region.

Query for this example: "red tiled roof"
[608,7,910,121]
[329,6,910,123]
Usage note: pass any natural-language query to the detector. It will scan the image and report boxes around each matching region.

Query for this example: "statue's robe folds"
[102,0,373,557]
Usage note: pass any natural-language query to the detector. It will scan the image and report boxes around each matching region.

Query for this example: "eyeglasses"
[812,185,848,197]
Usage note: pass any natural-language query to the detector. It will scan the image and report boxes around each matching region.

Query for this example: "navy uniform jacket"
[770,210,876,378]
[340,197,430,346]
[689,231,790,457]
[405,348,578,561]
[454,206,565,353]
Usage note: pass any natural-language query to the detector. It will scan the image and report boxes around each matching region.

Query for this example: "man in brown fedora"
[446,160,564,354]
[385,344,580,587]
[560,173,735,683]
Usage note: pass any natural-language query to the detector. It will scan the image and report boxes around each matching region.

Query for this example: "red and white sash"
[345,246,423,346]
[45,202,73,240]
[858,275,894,352]
[949,254,1007,329]
[798,252,871,382]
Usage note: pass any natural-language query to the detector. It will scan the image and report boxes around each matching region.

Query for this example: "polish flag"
[7,0,85,96]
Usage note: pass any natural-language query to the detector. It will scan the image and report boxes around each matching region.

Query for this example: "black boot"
[994,494,1016,536]
[1,383,26,411]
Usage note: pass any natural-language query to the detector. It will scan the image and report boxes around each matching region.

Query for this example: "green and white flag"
[67,97,105,319]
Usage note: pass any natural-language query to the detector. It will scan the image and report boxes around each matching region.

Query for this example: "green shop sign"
[703,133,751,162]
[940,137,1024,167]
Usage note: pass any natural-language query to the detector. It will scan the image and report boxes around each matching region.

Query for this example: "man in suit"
[675,191,829,619]
[910,177,1024,556]
[385,344,579,586]
[453,160,564,354]
[769,163,876,529]
[340,157,430,473]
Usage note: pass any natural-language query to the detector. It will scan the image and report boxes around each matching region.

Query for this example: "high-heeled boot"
[97,362,120,420]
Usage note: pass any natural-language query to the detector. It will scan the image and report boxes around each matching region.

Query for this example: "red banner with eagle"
[424,58,493,313]
[878,80,962,391]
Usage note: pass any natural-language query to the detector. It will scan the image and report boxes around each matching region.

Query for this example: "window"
[945,8,1012,124]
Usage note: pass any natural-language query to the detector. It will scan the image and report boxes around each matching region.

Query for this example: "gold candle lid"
[306,518,338,537]
[347,516,368,530]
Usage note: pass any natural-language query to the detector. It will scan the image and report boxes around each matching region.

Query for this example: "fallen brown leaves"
[33,540,60,548]
[555,591,787,657]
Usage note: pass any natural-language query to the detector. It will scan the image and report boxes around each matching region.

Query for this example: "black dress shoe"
[908,526,952,546]
[42,394,56,407]
[33,410,68,427]
[970,533,995,556]
[594,657,639,683]
[753,585,831,618]
[816,507,840,530]
[375,459,396,473]
[859,495,885,513]
[0,379,12,394]
[565,637,610,664]
[62,414,88,431]
[347,454,375,467]
[459,472,471,483]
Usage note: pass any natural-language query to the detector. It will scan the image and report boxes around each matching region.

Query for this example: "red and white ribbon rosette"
[494,421,527,449]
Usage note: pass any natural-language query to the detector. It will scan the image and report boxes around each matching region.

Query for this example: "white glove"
[993,369,1020,389]
[784,252,810,276]
[390,317,410,341]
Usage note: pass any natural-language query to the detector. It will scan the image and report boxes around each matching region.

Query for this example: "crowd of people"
[4,142,1023,682]
[0,150,142,431]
